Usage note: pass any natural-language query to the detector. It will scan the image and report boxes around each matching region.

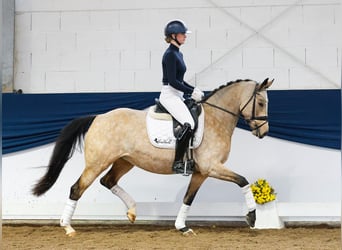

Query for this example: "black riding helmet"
[164,20,191,44]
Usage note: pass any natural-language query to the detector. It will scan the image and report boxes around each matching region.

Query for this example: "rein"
[200,83,268,131]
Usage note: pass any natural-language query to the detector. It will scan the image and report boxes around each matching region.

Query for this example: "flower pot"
[254,200,284,229]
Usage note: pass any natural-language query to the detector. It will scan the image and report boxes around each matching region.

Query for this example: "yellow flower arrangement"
[251,179,276,204]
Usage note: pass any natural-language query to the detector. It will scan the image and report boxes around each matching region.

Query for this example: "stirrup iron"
[183,159,194,176]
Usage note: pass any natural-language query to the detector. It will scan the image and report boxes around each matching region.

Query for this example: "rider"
[159,20,204,174]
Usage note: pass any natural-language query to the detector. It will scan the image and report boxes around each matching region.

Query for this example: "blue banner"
[2,90,340,154]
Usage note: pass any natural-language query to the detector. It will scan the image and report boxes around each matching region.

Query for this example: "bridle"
[200,83,268,131]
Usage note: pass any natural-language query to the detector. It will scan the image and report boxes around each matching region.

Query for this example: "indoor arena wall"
[3,0,340,223]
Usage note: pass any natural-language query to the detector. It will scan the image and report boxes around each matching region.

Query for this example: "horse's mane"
[200,79,253,102]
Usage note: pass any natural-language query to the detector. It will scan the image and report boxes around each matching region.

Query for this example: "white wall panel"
[90,50,120,71]
[120,50,150,70]
[270,5,303,27]
[61,12,90,31]
[15,12,31,31]
[27,71,46,92]
[306,47,339,67]
[135,70,162,92]
[74,71,105,92]
[104,70,120,91]
[263,27,290,47]
[15,32,47,53]
[32,12,60,32]
[289,68,325,89]
[240,6,272,30]
[47,32,76,52]
[116,31,136,50]
[210,8,241,29]
[14,1,341,92]
[76,31,114,51]
[149,50,164,71]
[178,8,211,30]
[196,29,230,50]
[225,28,252,49]
[90,11,119,31]
[196,68,228,89]
[117,70,136,91]
[45,71,75,92]
[303,5,335,27]
[15,0,54,12]
[119,10,150,31]
[31,52,60,71]
[14,52,31,72]
[243,47,274,68]
[14,71,46,92]
[135,31,165,50]
[186,49,213,72]
[60,51,89,71]
[274,47,305,68]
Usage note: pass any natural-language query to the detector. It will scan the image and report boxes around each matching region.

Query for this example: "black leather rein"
[200,83,268,130]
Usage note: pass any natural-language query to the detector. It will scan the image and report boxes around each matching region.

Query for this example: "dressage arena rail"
[2,219,340,228]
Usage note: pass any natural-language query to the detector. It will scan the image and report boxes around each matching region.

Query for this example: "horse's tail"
[32,115,96,196]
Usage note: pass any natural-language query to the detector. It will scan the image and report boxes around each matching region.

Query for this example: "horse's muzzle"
[258,131,268,139]
[251,120,268,138]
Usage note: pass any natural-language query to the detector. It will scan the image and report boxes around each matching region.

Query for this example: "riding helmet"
[164,20,191,37]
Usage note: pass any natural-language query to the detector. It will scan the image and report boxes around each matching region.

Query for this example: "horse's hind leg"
[60,165,109,236]
[100,158,136,223]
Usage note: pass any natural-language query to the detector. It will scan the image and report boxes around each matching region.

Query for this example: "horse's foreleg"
[208,165,256,227]
[175,172,207,235]
[100,159,136,223]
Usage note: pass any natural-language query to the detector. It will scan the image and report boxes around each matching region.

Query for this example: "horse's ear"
[259,78,274,90]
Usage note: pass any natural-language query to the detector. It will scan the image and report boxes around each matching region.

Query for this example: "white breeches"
[159,85,195,129]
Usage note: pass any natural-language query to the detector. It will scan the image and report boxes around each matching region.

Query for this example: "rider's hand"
[191,87,204,102]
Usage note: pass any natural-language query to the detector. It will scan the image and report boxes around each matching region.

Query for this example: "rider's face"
[173,33,187,45]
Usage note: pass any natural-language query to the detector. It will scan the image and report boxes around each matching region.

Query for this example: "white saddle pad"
[146,106,205,149]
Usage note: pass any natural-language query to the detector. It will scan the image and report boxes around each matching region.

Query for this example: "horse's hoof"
[127,212,136,223]
[179,227,197,236]
[67,231,76,237]
[63,225,76,237]
[127,208,136,223]
[246,209,256,228]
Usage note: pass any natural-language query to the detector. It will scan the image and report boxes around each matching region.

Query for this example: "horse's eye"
[258,102,264,107]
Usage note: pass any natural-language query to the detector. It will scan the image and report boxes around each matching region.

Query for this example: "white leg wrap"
[60,199,77,227]
[242,184,257,212]
[175,204,190,230]
[110,185,136,209]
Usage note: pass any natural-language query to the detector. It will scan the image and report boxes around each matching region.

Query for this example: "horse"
[32,78,273,236]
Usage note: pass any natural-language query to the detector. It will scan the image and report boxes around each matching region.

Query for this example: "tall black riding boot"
[173,123,194,175]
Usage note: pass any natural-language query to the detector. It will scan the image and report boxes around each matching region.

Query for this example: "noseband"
[201,83,268,131]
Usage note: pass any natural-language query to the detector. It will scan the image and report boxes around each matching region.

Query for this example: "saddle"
[154,98,202,136]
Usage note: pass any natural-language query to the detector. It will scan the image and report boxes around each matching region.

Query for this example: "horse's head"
[240,78,273,138]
